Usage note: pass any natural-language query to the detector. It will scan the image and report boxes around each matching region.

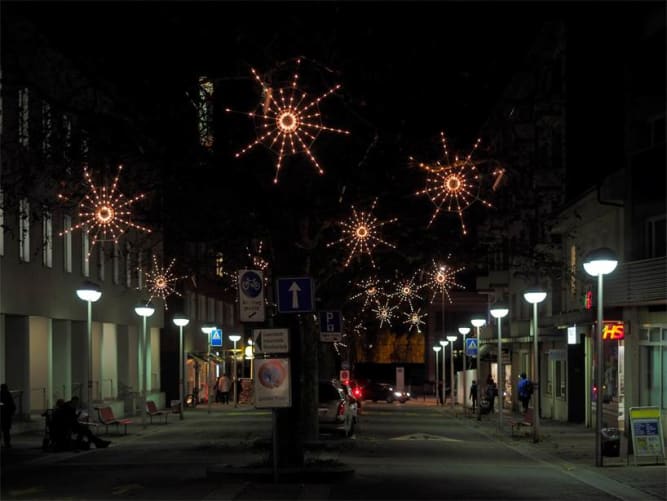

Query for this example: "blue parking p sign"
[320,311,342,334]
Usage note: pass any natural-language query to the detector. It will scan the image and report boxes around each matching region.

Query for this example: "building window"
[639,326,666,409]
[113,243,120,285]
[18,87,29,148]
[82,229,90,277]
[42,210,52,268]
[62,114,72,168]
[41,101,52,159]
[0,191,4,257]
[63,215,72,273]
[198,76,214,149]
[555,359,566,398]
[19,198,30,262]
[646,215,666,258]
[125,242,132,288]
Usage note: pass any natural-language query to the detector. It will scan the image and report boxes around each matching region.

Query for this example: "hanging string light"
[424,258,466,303]
[58,164,151,258]
[226,58,350,184]
[327,199,397,268]
[348,276,388,311]
[413,132,492,234]
[403,307,427,333]
[372,299,398,328]
[143,255,188,310]
[392,272,425,311]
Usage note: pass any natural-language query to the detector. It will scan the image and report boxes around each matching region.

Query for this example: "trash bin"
[600,427,620,457]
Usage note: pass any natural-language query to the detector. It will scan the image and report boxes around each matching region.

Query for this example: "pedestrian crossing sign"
[210,328,223,347]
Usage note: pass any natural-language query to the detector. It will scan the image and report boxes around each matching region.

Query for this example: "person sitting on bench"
[54,397,111,450]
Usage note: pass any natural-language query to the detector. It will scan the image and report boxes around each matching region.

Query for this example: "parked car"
[318,380,355,437]
[365,381,410,403]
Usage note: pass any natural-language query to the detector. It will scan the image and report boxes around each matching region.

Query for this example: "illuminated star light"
[348,276,387,311]
[143,255,188,310]
[403,307,428,333]
[372,299,398,328]
[226,58,350,184]
[392,272,425,311]
[327,199,397,268]
[59,164,151,258]
[425,258,466,303]
[413,132,492,235]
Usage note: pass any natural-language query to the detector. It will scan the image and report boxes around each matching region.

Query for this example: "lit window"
[569,244,577,296]
[215,252,224,277]
[63,215,72,273]
[42,210,52,268]
[198,76,214,149]
[82,227,90,277]
[18,88,29,148]
[19,198,30,262]
[41,101,52,159]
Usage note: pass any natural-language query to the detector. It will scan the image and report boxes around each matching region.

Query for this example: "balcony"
[605,256,667,306]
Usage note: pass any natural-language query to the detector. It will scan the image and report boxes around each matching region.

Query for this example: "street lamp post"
[432,346,441,404]
[229,334,241,407]
[584,247,618,467]
[246,339,254,379]
[447,335,458,408]
[459,327,471,410]
[201,325,215,414]
[524,289,547,443]
[172,314,189,420]
[471,318,486,420]
[490,306,509,432]
[76,281,102,418]
[439,341,448,405]
[437,265,447,405]
[135,302,155,429]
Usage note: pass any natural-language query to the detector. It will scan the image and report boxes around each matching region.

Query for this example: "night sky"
[3,1,664,287]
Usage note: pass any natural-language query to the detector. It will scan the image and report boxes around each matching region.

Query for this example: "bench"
[146,400,168,424]
[96,406,132,435]
[511,408,534,437]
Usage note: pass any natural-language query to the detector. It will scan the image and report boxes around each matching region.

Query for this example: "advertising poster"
[254,358,291,408]
[629,407,665,464]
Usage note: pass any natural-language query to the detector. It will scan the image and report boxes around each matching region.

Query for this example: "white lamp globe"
[76,281,102,302]
[583,248,618,277]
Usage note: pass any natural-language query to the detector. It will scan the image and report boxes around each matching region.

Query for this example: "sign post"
[210,328,223,347]
[238,270,265,322]
[319,310,343,342]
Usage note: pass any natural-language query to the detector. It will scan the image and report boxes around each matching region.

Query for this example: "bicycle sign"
[238,269,265,322]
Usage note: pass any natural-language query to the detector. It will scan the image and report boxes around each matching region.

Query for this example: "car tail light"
[337,401,346,417]
[353,387,362,398]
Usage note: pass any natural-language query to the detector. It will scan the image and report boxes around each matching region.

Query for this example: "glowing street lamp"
[439,340,449,405]
[76,281,102,417]
[583,247,618,467]
[172,314,189,420]
[135,302,155,429]
[459,327,471,411]
[245,339,255,380]
[229,334,241,407]
[524,289,547,442]
[433,346,442,403]
[471,317,486,419]
[446,335,458,408]
[490,306,509,432]
[201,324,216,414]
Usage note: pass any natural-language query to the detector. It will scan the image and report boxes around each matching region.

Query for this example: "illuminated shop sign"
[602,321,624,341]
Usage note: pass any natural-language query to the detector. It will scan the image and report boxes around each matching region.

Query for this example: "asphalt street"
[1,399,665,500]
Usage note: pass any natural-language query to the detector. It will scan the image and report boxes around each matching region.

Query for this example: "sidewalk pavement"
[429,398,666,500]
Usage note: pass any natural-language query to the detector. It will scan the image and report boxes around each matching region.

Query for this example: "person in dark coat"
[469,380,478,411]
[1,383,17,447]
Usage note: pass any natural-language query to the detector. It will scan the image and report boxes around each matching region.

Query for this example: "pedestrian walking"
[1,383,17,448]
[518,372,534,413]
[469,380,478,411]
[485,376,497,413]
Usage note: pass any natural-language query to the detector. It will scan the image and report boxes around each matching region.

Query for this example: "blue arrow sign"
[276,277,314,313]
[210,328,223,347]
[466,338,478,357]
